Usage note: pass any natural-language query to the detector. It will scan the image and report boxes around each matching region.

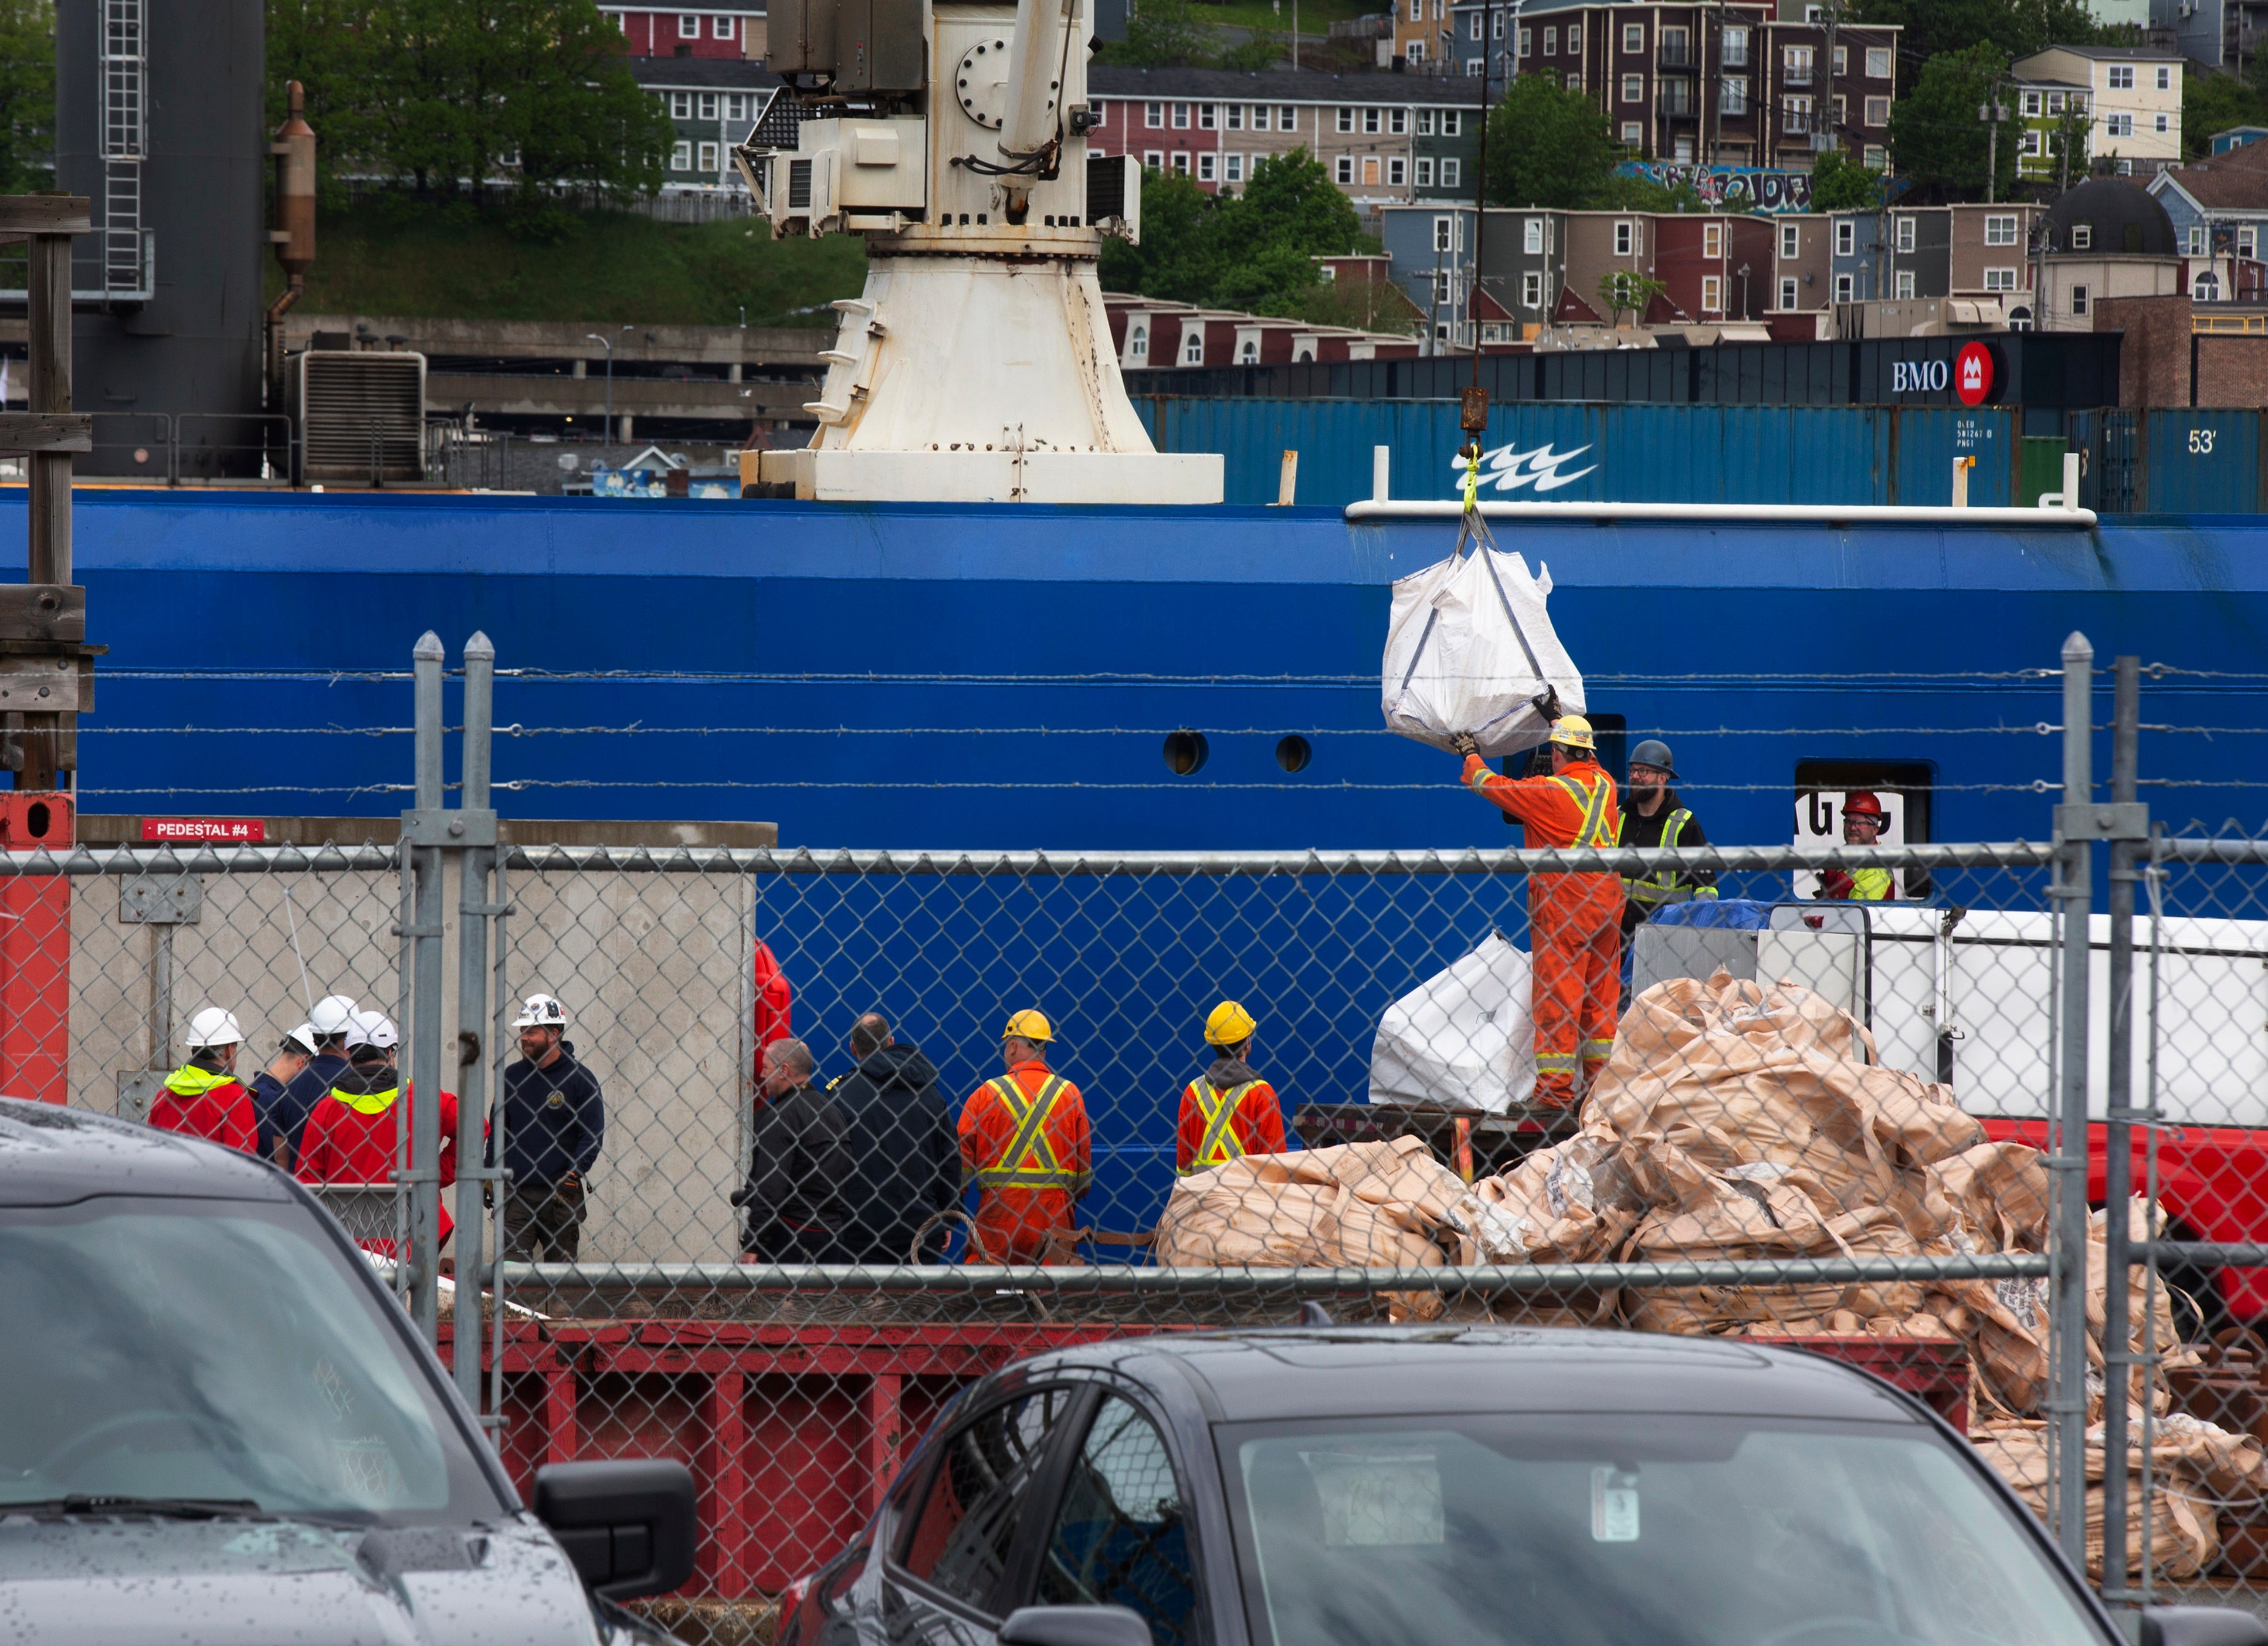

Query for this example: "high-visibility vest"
[1546,771,1618,850]
[1179,1078,1263,1175]
[327,1082,400,1117]
[973,1073,1080,1192]
[1623,807,1703,906]
[1846,866,1894,901]
[163,1064,238,1099]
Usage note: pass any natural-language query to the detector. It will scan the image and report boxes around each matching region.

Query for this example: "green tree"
[1849,0,2114,65]
[2193,64,2268,157]
[1099,166,1222,301]
[1484,72,1618,208]
[1216,25,1284,72]
[1097,149,1370,316]
[1887,44,2019,201]
[0,0,50,194]
[269,0,671,202]
[1596,268,1666,326]
[1099,0,1216,67]
[1807,146,1884,210]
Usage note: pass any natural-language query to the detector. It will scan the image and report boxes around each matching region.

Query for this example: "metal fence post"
[405,631,447,1343]
[2100,654,2143,1604]
[2052,629,2094,1571]
[453,632,499,1418]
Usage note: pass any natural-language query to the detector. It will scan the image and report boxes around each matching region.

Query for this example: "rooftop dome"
[2046,176,2178,256]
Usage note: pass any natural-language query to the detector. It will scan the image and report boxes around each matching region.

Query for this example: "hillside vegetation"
[271,198,868,326]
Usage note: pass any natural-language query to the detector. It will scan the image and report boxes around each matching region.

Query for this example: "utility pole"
[1980,87,2011,204]
[1822,0,1839,154]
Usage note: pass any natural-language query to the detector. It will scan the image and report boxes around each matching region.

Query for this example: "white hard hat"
[284,1023,320,1056]
[346,1009,399,1051]
[309,995,360,1037]
[513,993,568,1029]
[183,1007,244,1049]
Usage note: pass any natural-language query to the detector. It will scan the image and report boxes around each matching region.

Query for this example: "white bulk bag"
[1368,933,1537,1113]
[1381,543,1585,757]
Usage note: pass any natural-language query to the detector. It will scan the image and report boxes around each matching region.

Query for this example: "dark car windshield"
[0,1196,507,1525]
[1224,1414,2106,1646]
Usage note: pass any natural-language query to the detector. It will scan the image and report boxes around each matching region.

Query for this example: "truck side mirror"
[1000,1606,1155,1646]
[2140,1607,2268,1646]
[533,1458,699,1601]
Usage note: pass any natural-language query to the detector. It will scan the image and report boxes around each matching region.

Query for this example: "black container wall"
[55,0,266,479]
[1123,332,2123,411]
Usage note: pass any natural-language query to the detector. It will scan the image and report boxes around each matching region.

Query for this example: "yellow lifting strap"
[975,1073,1079,1190]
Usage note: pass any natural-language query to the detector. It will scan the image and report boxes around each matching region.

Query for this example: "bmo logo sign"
[1891,358,1950,394]
[1887,342,1998,405]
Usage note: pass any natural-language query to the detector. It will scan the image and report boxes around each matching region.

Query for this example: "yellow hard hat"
[1002,1008,1054,1044]
[1548,714,1596,751]
[1205,1000,1257,1045]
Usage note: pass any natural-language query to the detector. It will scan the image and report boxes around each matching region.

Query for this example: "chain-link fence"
[20,631,2268,1642]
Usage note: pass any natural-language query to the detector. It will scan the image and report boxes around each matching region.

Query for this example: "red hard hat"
[1844,790,1885,818]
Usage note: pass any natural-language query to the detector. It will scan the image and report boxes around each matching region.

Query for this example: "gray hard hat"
[1629,739,1678,779]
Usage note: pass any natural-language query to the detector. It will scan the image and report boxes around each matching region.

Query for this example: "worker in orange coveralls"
[958,1010,1090,1264]
[297,1010,459,1256]
[1453,714,1625,1106]
[147,1007,259,1155]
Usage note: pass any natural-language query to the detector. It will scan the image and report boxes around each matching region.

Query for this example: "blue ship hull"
[55,489,2268,849]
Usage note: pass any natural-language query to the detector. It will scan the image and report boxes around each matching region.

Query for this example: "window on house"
[1662,24,1689,62]
[2188,225,2205,255]
[1833,94,1846,128]
[2021,90,2041,116]
[1146,102,1164,127]
[2072,222,2093,250]
[1863,143,1887,167]
[1984,213,2018,246]
[1417,109,1435,135]
[678,13,700,34]
[1525,216,1544,252]
[1518,25,1532,54]
[698,92,718,118]
[1622,73,1643,101]
[1172,103,1191,128]
[2047,92,2066,114]
[1621,120,1643,144]
[1411,0,1421,19]
[1567,70,1583,89]
[1833,44,1847,73]
[697,140,719,172]
[1723,25,1747,65]
[670,90,693,117]
[1225,104,1243,130]
[1441,156,1461,185]
[1337,106,1355,131]
[1199,104,1216,128]
[1182,329,1204,364]
[1703,273,1723,310]
[1721,75,1747,114]
[1198,152,1216,181]
[1865,96,1890,124]
[1433,271,1454,302]
[1336,154,1355,182]
[1779,275,1798,306]
[1127,323,1148,363]
[1615,219,1636,255]
[1984,267,2018,290]
[1780,222,1800,259]
[1784,46,1814,84]
[2072,93,2087,111]
[1435,215,1455,252]
[1786,95,1812,133]
[1894,269,1916,298]
[1894,215,1916,252]
[1225,153,1245,182]
[1835,272,1855,300]
[2108,64,2134,89]
[1623,22,1644,50]
[1282,106,1298,128]
[1441,110,1460,134]
[2157,65,2172,88]
[1144,149,1164,168]
[1704,220,1724,256]
[1409,39,1426,60]
[1415,155,1435,185]
[2021,130,2042,155]
[2155,112,2170,132]
[1835,219,1855,256]
[671,139,692,170]
[1543,25,1558,51]
[1569,22,1582,50]
[2242,226,2259,257]
[1866,46,1890,77]
[2071,282,2089,314]
[1391,108,1408,133]
[714,14,735,36]
[1390,155,1408,184]
[2107,113,2133,137]
[1470,12,1482,39]
[1493,8,1506,37]
[1365,107,1382,132]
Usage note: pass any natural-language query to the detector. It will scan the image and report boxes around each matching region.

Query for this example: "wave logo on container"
[1448,441,1599,497]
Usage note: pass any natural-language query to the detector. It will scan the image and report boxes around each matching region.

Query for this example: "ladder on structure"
[99,0,144,299]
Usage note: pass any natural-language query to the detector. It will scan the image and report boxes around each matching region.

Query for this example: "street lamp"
[584,326,632,458]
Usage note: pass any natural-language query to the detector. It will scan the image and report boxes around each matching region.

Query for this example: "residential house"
[2012,47,2183,176]
[1653,212,1775,319]
[1558,211,1664,324]
[2150,0,2268,72]
[2150,141,2268,300]
[2036,175,2183,330]
[1443,0,1897,170]
[2009,76,2094,188]
[1104,296,1422,367]
[631,57,781,195]
[602,7,767,59]
[1392,0,1455,66]
[1949,203,2045,314]
[1769,212,1832,327]
[2211,125,2268,153]
[1086,67,1482,205]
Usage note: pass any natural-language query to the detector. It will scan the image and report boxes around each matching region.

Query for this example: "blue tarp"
[1650,898,1774,931]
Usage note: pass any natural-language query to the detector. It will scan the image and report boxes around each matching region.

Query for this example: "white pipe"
[2063,449,2081,513]
[1001,0,1070,164]
[1372,444,1391,502]
[1344,499,2098,527]
[1951,455,1971,509]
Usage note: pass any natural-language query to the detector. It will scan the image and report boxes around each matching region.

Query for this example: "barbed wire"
[76,722,2102,738]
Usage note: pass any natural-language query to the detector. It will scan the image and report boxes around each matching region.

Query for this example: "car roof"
[1036,1327,1930,1425]
[0,1097,293,1206]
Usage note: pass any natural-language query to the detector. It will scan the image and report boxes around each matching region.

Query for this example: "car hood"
[0,1513,664,1645]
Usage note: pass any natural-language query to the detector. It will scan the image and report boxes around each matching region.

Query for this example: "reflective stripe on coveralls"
[1182,1078,1262,1174]
[974,1073,1080,1190]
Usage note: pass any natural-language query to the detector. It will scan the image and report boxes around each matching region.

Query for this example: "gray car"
[0,1097,699,1644]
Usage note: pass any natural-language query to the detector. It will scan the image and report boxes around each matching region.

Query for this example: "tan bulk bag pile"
[1971,1421,2219,1580]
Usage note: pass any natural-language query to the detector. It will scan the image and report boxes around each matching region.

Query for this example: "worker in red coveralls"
[145,1007,258,1154]
[958,1010,1090,1264]
[1176,1000,1286,1175]
[1453,715,1625,1107]
[297,1010,459,1255]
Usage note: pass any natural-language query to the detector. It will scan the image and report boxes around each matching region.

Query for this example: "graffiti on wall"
[1615,161,1813,213]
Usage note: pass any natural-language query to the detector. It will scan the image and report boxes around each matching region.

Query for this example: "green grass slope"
[273,199,869,326]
